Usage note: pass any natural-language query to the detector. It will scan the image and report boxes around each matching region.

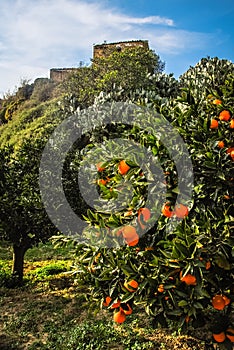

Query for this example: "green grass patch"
[27,319,156,350]
[27,261,71,280]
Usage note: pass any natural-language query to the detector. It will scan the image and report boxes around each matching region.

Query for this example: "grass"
[0,242,210,350]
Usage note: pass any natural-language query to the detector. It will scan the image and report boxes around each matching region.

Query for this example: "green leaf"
[178,300,188,307]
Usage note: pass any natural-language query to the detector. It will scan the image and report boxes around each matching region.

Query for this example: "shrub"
[28,261,70,279]
[58,57,234,350]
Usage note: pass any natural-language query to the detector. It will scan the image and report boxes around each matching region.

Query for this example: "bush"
[56,57,234,350]
[179,57,234,103]
[28,261,70,279]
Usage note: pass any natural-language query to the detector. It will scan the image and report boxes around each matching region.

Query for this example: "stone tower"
[50,40,149,82]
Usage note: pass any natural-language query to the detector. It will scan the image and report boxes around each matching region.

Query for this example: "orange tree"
[0,140,58,283]
[54,58,233,349]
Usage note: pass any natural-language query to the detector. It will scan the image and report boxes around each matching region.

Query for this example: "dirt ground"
[0,279,214,350]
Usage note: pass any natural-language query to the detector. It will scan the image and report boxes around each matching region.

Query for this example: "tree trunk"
[12,244,28,283]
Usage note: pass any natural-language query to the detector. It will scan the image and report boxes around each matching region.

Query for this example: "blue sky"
[0,0,234,96]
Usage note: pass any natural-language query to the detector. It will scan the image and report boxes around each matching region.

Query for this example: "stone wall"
[93,40,149,58]
[50,40,149,82]
[50,68,79,83]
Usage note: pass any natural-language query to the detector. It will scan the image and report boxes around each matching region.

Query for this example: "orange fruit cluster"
[161,203,189,219]
[212,107,234,160]
[212,294,231,310]
[103,295,133,324]
[210,108,233,130]
[213,328,234,343]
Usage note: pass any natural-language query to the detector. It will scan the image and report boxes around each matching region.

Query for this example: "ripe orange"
[213,99,222,105]
[205,261,211,270]
[213,332,226,343]
[180,273,197,286]
[113,310,126,324]
[98,179,108,186]
[226,328,234,342]
[138,207,151,230]
[219,110,231,121]
[230,150,234,160]
[212,295,226,310]
[96,162,105,172]
[218,141,225,148]
[227,147,234,160]
[138,207,151,221]
[122,226,139,246]
[162,203,174,217]
[174,204,189,219]
[103,296,112,307]
[125,234,139,246]
[122,226,137,239]
[124,279,139,292]
[158,284,164,293]
[210,119,219,129]
[230,119,234,128]
[118,160,130,175]
[227,147,234,154]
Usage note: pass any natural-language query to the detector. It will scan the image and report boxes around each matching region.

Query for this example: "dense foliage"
[54,57,234,350]
[0,50,233,350]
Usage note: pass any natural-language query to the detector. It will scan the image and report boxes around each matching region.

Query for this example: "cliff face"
[50,40,149,83]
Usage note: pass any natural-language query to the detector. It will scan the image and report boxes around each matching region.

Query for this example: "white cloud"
[110,15,174,26]
[0,0,216,95]
[147,29,214,54]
